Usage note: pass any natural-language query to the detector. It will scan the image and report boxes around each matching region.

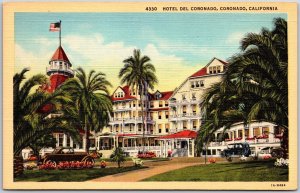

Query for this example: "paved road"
[89,157,223,182]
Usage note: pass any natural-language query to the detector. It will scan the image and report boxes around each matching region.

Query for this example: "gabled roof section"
[190,57,227,78]
[150,91,173,101]
[111,85,136,102]
[160,91,173,100]
[51,46,71,65]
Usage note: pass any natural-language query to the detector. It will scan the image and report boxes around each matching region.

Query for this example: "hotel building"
[22,46,281,159]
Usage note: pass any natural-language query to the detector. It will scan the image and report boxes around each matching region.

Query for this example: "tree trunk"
[14,156,24,178]
[281,127,288,159]
[140,84,145,153]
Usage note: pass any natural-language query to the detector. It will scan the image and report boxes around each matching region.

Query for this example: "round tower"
[46,46,74,92]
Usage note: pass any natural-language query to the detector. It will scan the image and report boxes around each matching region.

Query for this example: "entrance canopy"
[158,130,197,140]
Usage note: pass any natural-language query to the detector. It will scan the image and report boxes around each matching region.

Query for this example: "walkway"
[89,157,221,182]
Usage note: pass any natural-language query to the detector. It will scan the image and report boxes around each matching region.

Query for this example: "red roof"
[160,91,173,100]
[51,46,71,65]
[190,58,228,78]
[111,85,136,102]
[150,91,173,101]
[159,130,197,139]
[190,67,207,78]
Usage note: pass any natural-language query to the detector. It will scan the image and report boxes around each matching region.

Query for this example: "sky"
[15,12,287,92]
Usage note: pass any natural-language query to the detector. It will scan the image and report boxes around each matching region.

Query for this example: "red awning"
[159,130,197,139]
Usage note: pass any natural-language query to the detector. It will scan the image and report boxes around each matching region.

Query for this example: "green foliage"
[15,166,145,182]
[29,134,57,157]
[110,147,126,168]
[58,68,113,153]
[197,18,288,156]
[119,49,158,149]
[143,160,288,181]
[13,68,80,156]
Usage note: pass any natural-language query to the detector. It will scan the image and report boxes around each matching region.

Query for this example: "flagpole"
[59,20,61,47]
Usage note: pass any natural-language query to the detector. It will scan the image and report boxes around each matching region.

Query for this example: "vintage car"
[221,142,251,160]
[42,147,95,167]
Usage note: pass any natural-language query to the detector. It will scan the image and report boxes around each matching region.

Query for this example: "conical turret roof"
[50,46,71,66]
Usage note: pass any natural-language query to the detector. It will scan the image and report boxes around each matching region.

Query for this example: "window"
[200,80,204,87]
[159,101,163,107]
[158,111,162,119]
[165,123,169,133]
[118,93,120,98]
[209,67,213,74]
[165,101,169,107]
[66,135,70,147]
[217,66,221,73]
[193,120,197,129]
[183,121,187,129]
[138,103,141,107]
[182,94,186,100]
[262,127,269,135]
[192,105,197,113]
[191,82,195,88]
[238,130,243,138]
[58,134,64,147]
[158,124,162,133]
[212,149,216,155]
[150,101,154,108]
[196,81,200,87]
[182,105,187,114]
[165,111,169,119]
[253,127,260,137]
[133,102,136,107]
[213,66,217,73]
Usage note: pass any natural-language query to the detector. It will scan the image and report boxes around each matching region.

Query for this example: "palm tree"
[198,17,288,157]
[110,147,126,168]
[13,68,80,176]
[119,49,158,151]
[58,67,113,153]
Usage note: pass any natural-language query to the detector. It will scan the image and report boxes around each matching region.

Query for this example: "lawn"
[143,160,288,181]
[15,166,146,182]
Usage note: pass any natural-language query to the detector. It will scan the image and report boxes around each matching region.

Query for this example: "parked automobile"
[41,147,94,167]
[221,142,251,160]
[257,146,283,158]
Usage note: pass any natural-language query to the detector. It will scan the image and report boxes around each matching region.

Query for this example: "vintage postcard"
[3,1,298,190]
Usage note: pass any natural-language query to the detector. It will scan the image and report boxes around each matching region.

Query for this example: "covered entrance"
[158,130,197,157]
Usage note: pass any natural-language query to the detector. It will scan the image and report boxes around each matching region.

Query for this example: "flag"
[49,22,60,32]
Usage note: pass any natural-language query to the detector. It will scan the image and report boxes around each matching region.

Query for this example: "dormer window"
[191,82,195,88]
[182,94,186,100]
[196,81,200,87]
[209,67,213,74]
[200,80,204,87]
[213,66,217,73]
[217,66,221,73]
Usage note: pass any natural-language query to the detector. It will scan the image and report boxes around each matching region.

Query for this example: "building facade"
[22,52,281,159]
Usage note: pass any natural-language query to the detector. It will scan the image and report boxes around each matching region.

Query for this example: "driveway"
[89,157,225,182]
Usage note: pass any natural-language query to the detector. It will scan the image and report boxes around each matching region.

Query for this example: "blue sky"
[15,12,287,91]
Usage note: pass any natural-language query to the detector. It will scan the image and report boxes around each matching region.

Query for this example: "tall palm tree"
[13,68,80,177]
[198,17,288,157]
[13,68,80,156]
[58,67,112,153]
[119,49,158,151]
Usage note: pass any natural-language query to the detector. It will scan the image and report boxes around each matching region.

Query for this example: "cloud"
[15,33,203,93]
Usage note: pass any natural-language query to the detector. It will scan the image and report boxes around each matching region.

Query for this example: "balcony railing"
[46,67,74,76]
